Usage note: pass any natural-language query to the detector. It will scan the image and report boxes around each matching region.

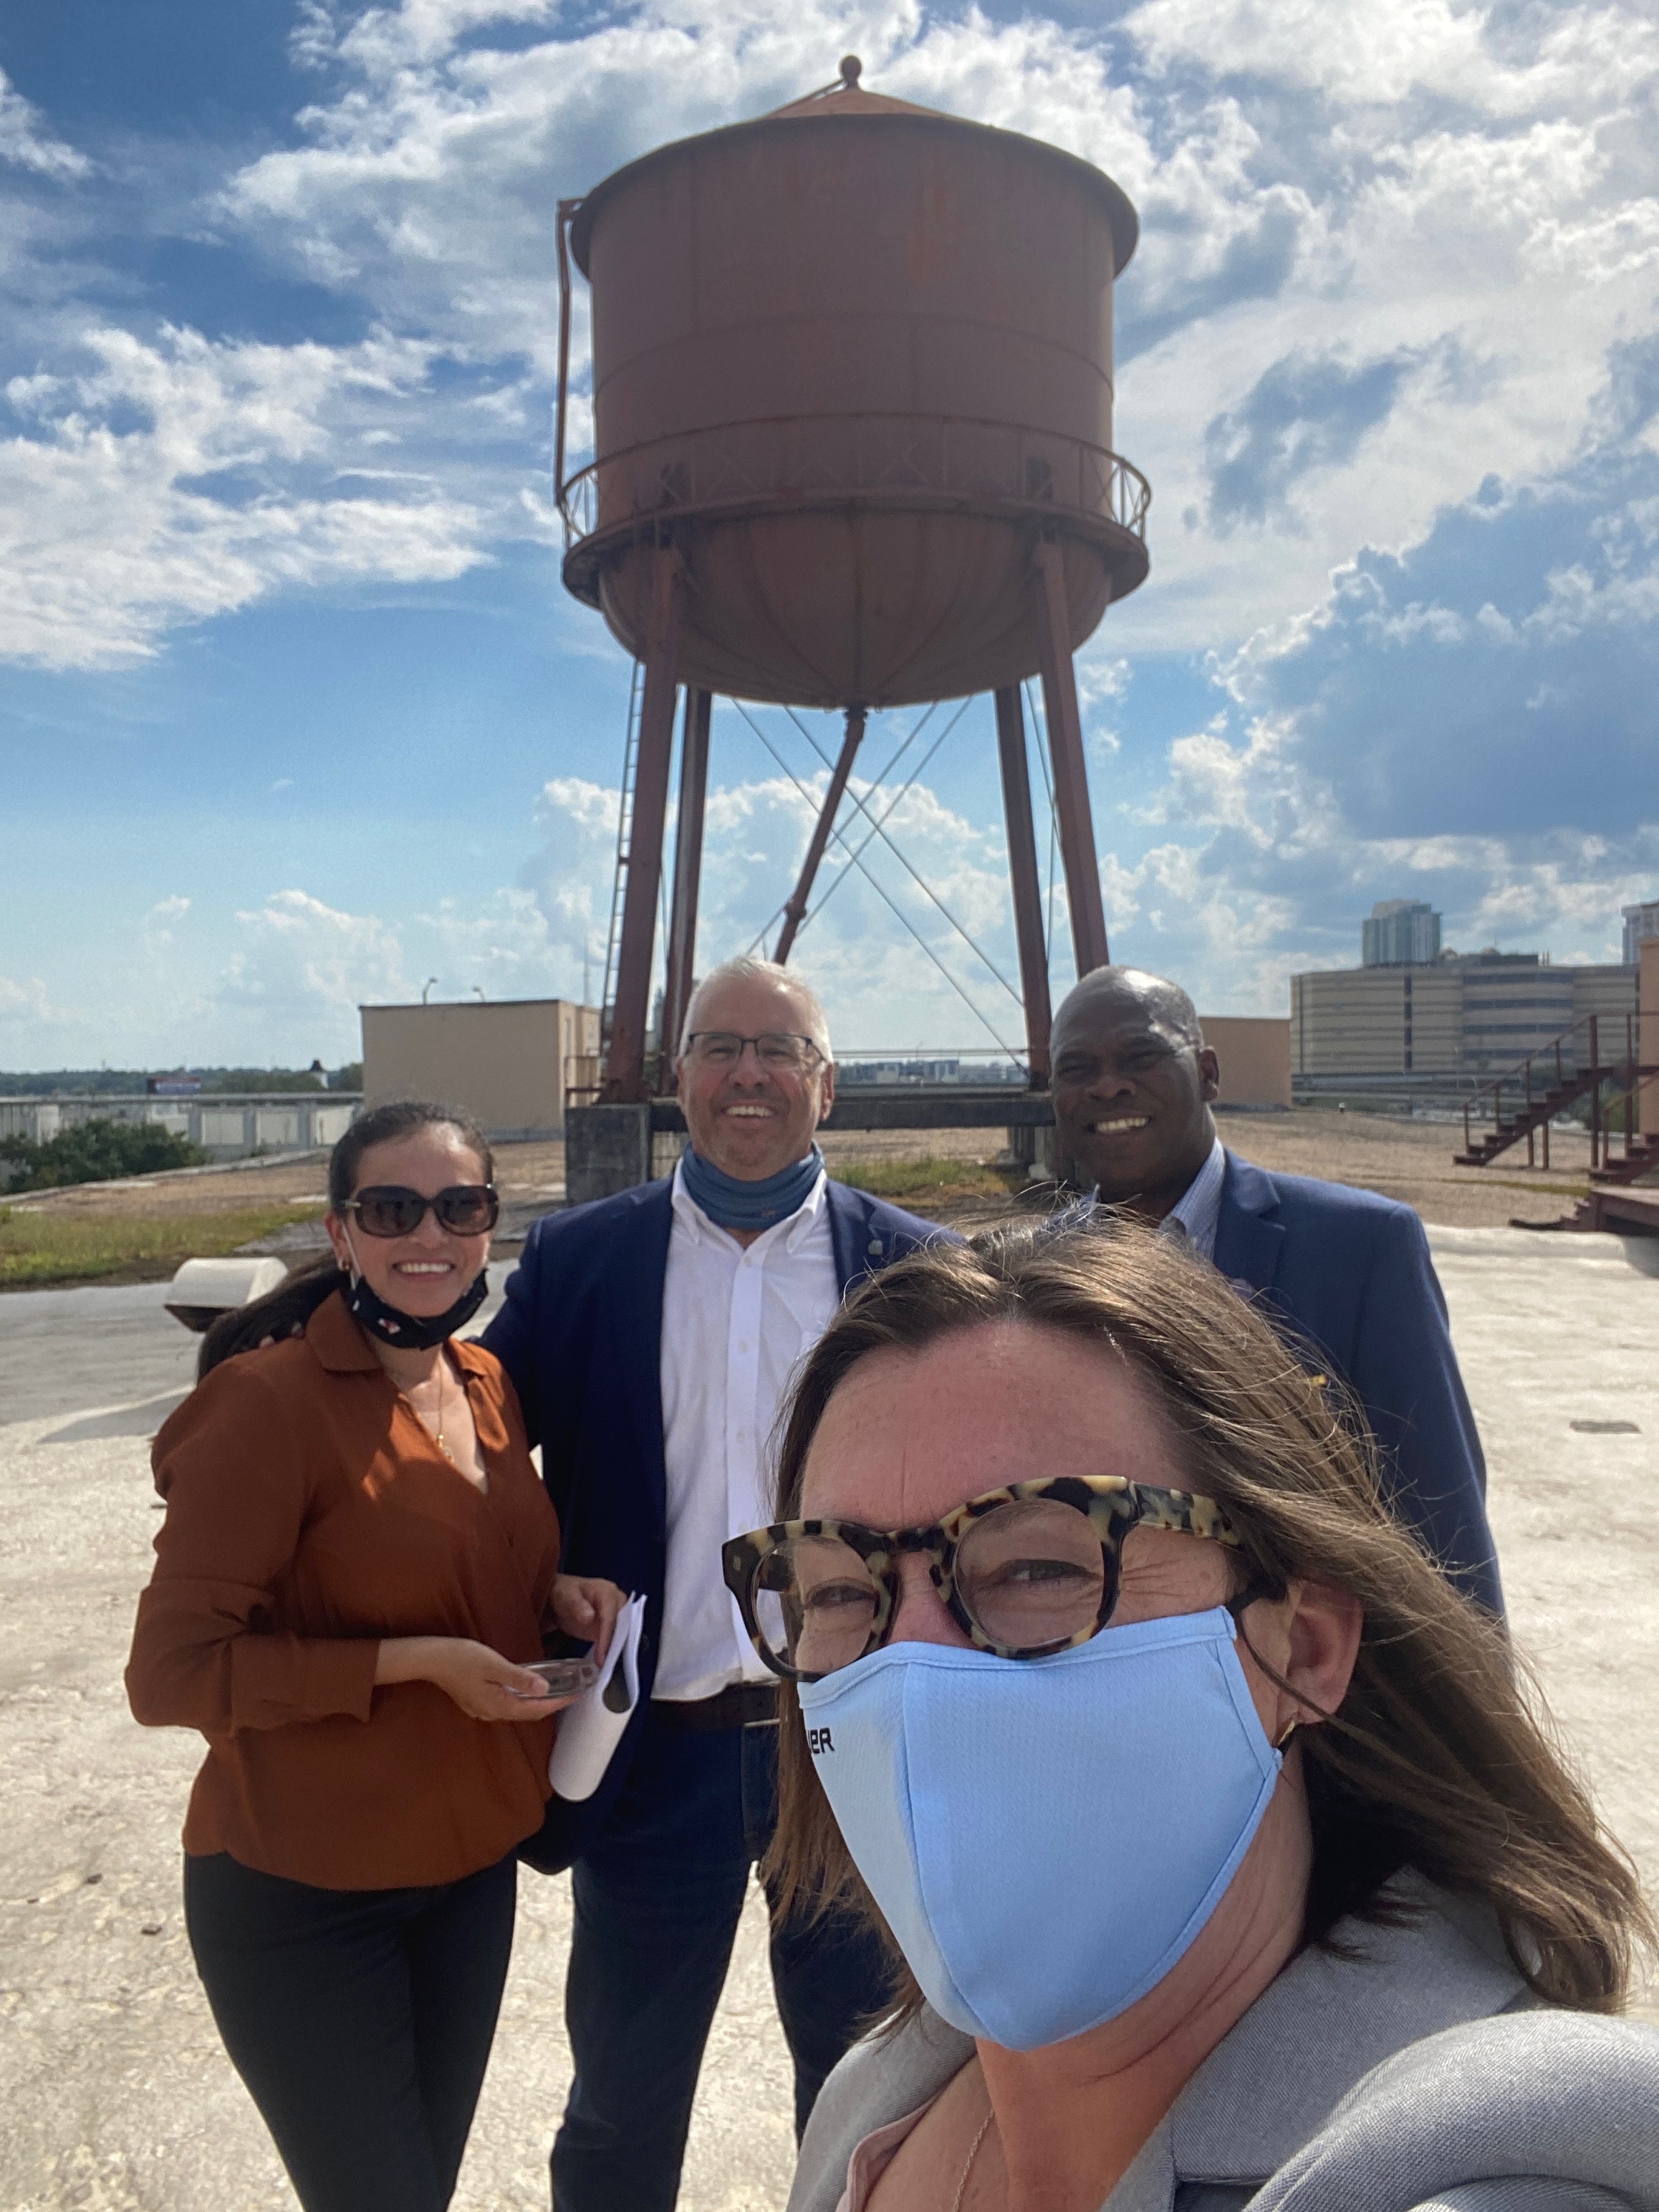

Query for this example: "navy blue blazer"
[1212,1152,1502,1618]
[481,1175,948,1866]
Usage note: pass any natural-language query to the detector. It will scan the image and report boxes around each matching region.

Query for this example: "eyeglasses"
[340,1184,500,1239]
[683,1031,824,1072]
[722,1476,1244,1682]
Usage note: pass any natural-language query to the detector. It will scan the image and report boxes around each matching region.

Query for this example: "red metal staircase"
[1590,1132,1659,1186]
[1456,1012,1655,1175]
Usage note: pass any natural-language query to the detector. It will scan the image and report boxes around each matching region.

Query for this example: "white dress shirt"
[654,1156,841,1702]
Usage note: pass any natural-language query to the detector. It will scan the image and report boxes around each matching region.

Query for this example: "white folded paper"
[547,1592,647,1803]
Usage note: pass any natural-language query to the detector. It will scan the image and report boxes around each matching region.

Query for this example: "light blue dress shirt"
[1069,1134,1228,1259]
[1160,1135,1228,1261]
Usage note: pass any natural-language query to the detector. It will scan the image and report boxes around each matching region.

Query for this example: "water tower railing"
[559,413,1150,555]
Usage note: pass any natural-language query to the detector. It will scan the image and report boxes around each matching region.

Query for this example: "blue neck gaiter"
[679,1143,824,1232]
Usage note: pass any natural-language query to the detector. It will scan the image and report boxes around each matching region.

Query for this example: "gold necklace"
[951,2107,994,2212]
[413,1364,455,1462]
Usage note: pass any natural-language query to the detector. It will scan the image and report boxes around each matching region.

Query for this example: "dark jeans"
[551,1707,892,2212]
[184,1849,517,2212]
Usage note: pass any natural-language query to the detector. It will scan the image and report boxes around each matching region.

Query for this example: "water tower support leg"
[1032,541,1110,977]
[604,546,683,1102]
[776,706,867,963]
[994,685,1052,1086]
[658,687,712,1091]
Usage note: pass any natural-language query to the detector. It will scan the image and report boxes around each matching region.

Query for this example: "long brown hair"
[764,1221,1652,2017]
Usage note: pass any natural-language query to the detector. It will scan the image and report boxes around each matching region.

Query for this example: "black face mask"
[345,1266,489,1350]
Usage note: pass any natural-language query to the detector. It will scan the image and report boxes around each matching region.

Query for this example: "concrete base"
[565,1102,653,1204]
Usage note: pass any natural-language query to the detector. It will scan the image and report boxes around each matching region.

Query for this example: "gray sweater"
[787,1880,1659,2212]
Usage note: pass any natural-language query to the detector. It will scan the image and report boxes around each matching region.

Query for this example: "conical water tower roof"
[759,56,951,123]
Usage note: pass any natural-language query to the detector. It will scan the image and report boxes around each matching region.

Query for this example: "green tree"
[201,1068,326,1094]
[0,1118,206,1191]
[0,1070,152,1095]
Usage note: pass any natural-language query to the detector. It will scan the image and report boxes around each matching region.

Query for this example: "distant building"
[1199,1016,1292,1109]
[1361,900,1441,968]
[360,997,601,1138]
[0,1092,355,1159]
[1621,898,1659,966]
[1292,951,1638,1079]
[835,1024,1292,1110]
[837,1057,1025,1086]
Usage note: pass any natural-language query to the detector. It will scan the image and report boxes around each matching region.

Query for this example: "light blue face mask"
[797,1605,1282,2052]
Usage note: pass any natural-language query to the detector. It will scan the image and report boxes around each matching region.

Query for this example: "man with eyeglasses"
[483,956,949,2212]
[1047,963,1502,1617]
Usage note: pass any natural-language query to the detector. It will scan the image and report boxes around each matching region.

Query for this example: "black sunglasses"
[341,1183,500,1239]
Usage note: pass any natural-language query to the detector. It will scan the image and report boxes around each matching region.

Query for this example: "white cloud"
[4,0,1659,1049]
[219,889,409,1054]
[1105,4,1659,649]
[0,68,90,179]
[0,324,489,666]
[1153,720,1271,834]
[1125,0,1654,111]
[142,895,193,953]
[520,743,1036,1056]
[519,773,622,984]
[0,974,72,1026]
[7,0,1658,680]
[414,885,569,997]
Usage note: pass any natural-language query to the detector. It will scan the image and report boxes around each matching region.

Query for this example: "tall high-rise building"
[1621,898,1659,966]
[1361,900,1442,968]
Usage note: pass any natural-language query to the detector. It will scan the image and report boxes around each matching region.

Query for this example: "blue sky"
[2,0,1656,1069]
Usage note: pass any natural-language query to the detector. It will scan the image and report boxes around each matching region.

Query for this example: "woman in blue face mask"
[727,1225,1659,2212]
[128,1100,625,2212]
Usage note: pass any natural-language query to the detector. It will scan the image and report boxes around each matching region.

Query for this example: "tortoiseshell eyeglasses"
[721,1476,1244,1683]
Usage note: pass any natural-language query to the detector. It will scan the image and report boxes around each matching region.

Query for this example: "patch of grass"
[834,1155,1015,1201]
[0,1204,324,1289]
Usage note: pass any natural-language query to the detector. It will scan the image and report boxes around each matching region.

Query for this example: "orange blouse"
[126,1290,561,1891]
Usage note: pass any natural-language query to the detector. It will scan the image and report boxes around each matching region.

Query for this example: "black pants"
[552,1708,891,2212]
[184,1849,517,2212]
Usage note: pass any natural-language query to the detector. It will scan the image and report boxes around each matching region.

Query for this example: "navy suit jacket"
[1212,1152,1501,1618]
[481,1175,949,1867]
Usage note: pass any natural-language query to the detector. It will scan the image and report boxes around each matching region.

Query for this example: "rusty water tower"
[553,57,1150,1105]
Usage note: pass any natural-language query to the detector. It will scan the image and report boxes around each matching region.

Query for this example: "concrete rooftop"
[0,1226,1655,2210]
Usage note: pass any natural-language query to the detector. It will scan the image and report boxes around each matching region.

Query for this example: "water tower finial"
[838,54,862,88]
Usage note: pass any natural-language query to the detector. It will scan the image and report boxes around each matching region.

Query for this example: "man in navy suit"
[484,957,946,2212]
[1048,965,1502,1617]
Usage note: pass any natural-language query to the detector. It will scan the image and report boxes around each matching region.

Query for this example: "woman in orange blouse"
[128,1100,623,2212]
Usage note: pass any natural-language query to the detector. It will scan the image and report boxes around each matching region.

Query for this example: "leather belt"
[653,1683,779,1732]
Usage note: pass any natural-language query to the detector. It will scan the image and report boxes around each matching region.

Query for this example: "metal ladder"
[599,661,643,1059]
